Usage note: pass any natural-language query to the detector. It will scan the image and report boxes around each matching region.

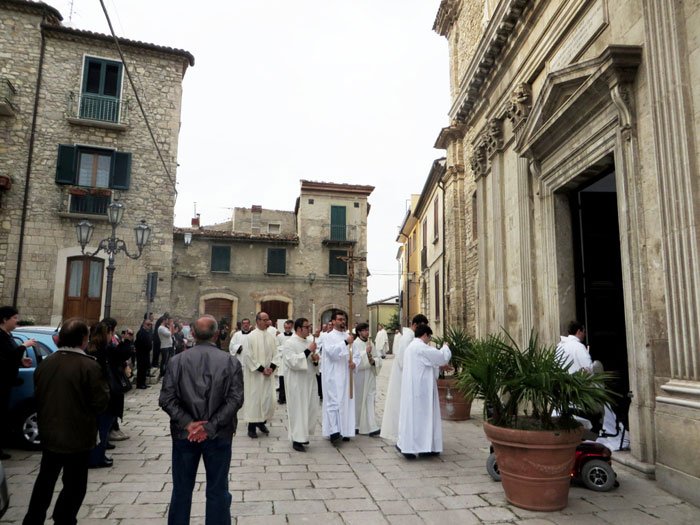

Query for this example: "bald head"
[193,315,218,342]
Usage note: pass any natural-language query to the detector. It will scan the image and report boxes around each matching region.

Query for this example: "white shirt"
[556,335,592,374]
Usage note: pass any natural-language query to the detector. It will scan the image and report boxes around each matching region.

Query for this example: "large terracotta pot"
[437,378,471,420]
[483,421,583,511]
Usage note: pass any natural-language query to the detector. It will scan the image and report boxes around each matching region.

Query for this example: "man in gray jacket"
[159,315,243,525]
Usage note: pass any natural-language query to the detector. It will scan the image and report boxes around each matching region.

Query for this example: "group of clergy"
[227,310,451,458]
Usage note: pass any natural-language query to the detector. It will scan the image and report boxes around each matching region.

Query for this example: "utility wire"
[98,0,178,198]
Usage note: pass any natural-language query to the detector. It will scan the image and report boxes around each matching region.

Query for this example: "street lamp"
[308,271,316,286]
[183,231,193,248]
[75,200,151,318]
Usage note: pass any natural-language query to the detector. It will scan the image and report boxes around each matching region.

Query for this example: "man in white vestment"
[229,318,252,360]
[392,330,402,355]
[243,312,279,438]
[374,324,389,358]
[276,320,293,405]
[281,318,320,452]
[556,321,592,374]
[380,314,428,442]
[321,312,362,444]
[397,324,451,458]
[353,323,382,436]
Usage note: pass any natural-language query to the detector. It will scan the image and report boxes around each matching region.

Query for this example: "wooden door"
[63,256,103,326]
[260,300,289,325]
[204,298,233,326]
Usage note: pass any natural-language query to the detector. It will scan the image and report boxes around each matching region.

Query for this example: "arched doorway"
[321,308,347,326]
[63,256,104,326]
[204,298,233,326]
[260,300,289,326]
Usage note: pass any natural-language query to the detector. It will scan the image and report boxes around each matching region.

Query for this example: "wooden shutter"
[267,248,286,274]
[55,145,77,184]
[110,152,131,190]
[434,196,439,239]
[435,272,440,320]
[330,205,346,240]
[329,249,347,275]
[211,246,231,272]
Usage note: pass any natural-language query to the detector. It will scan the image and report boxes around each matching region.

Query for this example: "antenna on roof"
[69,0,75,23]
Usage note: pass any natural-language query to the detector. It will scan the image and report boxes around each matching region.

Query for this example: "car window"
[12,337,29,359]
[34,342,52,363]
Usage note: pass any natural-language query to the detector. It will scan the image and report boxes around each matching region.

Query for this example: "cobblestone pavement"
[3,356,700,524]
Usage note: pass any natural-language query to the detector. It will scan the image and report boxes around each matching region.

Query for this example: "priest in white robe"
[374,324,389,358]
[243,312,279,438]
[380,314,428,442]
[281,318,320,452]
[276,320,294,405]
[229,317,252,360]
[397,324,451,457]
[354,323,382,435]
[321,312,362,444]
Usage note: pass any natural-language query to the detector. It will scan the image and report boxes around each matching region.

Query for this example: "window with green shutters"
[80,57,123,122]
[55,145,131,190]
[211,246,231,272]
[267,248,286,274]
[330,205,347,240]
[329,249,348,276]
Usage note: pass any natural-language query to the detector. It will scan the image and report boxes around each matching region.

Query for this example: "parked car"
[9,327,58,449]
[0,459,8,520]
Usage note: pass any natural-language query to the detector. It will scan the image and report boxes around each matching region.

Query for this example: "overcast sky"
[50,0,450,302]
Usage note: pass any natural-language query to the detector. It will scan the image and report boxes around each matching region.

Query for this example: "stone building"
[0,0,193,328]
[396,194,421,327]
[433,0,700,504]
[367,295,399,339]
[170,180,374,330]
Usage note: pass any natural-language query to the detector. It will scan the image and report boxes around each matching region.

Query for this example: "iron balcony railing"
[323,224,358,244]
[69,194,110,215]
[0,78,18,115]
[67,92,129,124]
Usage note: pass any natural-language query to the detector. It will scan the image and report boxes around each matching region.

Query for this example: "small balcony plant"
[456,330,616,511]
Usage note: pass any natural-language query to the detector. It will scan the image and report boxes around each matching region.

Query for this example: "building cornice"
[174,228,299,245]
[448,0,531,123]
[433,0,463,37]
[300,180,374,197]
[413,158,446,219]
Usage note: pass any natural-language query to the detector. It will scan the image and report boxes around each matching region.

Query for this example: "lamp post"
[75,200,151,318]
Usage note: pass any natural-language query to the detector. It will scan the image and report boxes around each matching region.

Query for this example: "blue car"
[9,327,58,449]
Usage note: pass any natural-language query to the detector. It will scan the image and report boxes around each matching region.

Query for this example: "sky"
[48,0,451,302]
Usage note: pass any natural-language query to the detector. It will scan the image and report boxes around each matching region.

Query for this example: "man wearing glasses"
[135,318,153,389]
[280,318,320,451]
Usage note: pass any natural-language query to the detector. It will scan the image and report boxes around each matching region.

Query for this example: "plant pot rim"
[483,420,583,444]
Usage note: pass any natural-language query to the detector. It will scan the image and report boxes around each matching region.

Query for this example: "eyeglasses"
[301,325,311,329]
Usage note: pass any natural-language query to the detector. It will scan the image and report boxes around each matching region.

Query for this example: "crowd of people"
[1,304,455,525]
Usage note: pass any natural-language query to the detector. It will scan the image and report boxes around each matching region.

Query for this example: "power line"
[98,0,178,198]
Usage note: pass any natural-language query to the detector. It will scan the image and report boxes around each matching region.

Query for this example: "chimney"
[191,213,200,228]
[251,205,262,234]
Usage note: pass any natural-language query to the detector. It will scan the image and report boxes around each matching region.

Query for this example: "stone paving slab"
[2,356,700,523]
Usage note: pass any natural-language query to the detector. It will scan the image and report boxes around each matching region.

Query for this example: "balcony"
[322,224,357,246]
[66,92,129,131]
[0,78,17,116]
[57,187,112,220]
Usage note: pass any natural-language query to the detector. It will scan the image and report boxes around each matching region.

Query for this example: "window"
[330,205,347,241]
[80,57,123,122]
[267,248,286,274]
[472,191,478,241]
[434,196,439,240]
[268,223,281,234]
[329,249,347,276]
[211,246,231,272]
[55,145,131,190]
[422,220,427,249]
[435,272,440,321]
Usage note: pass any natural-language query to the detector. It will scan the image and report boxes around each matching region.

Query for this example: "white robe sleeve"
[419,344,452,367]
[282,340,309,372]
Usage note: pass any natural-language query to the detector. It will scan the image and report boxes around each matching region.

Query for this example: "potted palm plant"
[433,327,473,421]
[456,331,616,511]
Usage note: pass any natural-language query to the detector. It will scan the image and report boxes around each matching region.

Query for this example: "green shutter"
[329,249,347,275]
[330,206,346,240]
[267,248,286,274]
[211,246,231,272]
[55,145,77,185]
[110,152,131,190]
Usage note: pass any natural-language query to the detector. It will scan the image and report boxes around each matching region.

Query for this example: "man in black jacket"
[135,318,153,389]
[23,318,110,525]
[159,315,243,525]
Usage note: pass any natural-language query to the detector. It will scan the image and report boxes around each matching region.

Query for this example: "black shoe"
[342,437,350,442]
[247,423,258,439]
[89,458,113,468]
[419,451,440,457]
[257,423,270,435]
[278,400,286,405]
[330,432,341,445]
[369,429,380,437]
[137,385,149,389]
[395,445,416,459]
[105,443,115,450]
[292,442,306,452]
[0,452,10,460]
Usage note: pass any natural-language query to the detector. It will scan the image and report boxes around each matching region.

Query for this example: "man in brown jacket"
[23,318,110,525]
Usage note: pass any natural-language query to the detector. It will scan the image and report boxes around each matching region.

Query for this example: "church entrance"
[260,300,289,325]
[570,170,630,424]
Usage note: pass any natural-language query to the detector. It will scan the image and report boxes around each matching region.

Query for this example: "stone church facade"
[0,0,193,328]
[433,0,700,503]
[170,180,373,330]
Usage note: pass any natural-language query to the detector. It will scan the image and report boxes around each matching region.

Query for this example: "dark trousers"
[152,344,161,367]
[136,349,150,387]
[23,449,89,525]
[88,413,115,466]
[160,347,174,378]
[278,376,286,403]
[169,438,232,525]
[317,373,323,400]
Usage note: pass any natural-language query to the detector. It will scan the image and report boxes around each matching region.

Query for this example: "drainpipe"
[13,17,47,306]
